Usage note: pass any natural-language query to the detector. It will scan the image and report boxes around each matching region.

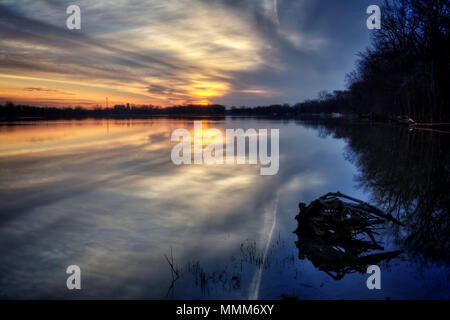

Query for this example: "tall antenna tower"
[106,97,108,109]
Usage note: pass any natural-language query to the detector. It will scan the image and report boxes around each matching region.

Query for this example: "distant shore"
[2,103,449,125]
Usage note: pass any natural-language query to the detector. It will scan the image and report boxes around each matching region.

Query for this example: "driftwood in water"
[295,192,403,239]
[294,192,403,280]
[411,122,450,132]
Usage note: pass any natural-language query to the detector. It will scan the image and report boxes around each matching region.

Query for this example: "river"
[0,118,448,299]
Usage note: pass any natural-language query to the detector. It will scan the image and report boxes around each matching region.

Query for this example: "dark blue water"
[0,118,448,299]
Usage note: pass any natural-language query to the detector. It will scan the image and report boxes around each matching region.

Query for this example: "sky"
[0,0,380,108]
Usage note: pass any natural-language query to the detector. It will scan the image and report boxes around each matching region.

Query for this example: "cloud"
[0,0,378,107]
[23,87,74,95]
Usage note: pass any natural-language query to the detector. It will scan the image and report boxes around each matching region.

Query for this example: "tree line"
[0,102,226,119]
[347,0,449,122]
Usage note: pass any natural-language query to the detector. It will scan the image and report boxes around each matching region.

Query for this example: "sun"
[191,100,211,106]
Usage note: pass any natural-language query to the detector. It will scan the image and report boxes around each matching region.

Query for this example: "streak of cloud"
[0,0,379,107]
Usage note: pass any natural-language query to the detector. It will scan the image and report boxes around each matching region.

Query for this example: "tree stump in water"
[294,192,403,280]
[295,192,403,239]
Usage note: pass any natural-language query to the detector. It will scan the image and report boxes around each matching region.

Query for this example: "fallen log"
[295,192,403,239]
[294,192,404,279]
[319,192,404,226]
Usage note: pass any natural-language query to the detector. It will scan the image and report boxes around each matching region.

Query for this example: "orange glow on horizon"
[0,74,222,108]
[190,100,211,106]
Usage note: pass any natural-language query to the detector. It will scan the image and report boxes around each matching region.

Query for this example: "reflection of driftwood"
[294,192,403,280]
[295,232,403,280]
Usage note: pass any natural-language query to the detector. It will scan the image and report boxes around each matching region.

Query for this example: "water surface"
[0,118,448,299]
